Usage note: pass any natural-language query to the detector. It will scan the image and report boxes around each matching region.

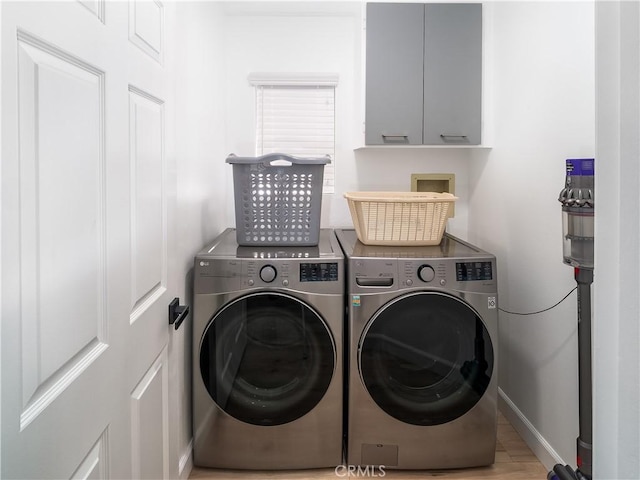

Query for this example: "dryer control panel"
[455,261,493,281]
[401,258,496,293]
[349,257,496,294]
[399,260,448,288]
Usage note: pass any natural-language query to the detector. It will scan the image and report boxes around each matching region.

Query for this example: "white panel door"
[1,1,176,478]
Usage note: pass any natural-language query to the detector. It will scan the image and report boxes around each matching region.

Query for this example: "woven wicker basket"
[344,191,457,246]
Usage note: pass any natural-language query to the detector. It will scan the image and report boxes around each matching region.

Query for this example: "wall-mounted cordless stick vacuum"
[549,158,595,480]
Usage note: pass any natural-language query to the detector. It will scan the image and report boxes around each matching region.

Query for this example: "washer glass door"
[200,292,335,426]
[359,291,493,426]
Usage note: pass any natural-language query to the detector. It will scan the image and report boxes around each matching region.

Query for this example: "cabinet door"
[365,3,425,145]
[424,4,482,145]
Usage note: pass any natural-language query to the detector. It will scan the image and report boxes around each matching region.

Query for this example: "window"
[250,73,337,194]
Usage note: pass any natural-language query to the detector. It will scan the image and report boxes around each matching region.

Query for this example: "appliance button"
[282,279,289,287]
[440,278,447,286]
[248,279,254,286]
[418,265,435,283]
[260,265,277,283]
[406,279,413,286]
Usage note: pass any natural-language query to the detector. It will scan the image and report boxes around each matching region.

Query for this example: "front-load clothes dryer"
[335,229,498,470]
[192,228,344,470]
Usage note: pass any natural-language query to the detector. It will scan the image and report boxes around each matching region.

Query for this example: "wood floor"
[189,413,548,480]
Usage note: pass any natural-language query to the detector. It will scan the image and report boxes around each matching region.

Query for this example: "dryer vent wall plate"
[411,173,455,218]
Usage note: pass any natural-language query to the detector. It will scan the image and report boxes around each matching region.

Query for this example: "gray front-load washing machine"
[192,228,344,469]
[335,229,498,469]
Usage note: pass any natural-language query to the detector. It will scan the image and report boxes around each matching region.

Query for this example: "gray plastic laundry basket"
[226,153,331,246]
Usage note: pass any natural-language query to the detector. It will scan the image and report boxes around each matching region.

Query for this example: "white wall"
[217,1,472,238]
[177,0,598,473]
[173,2,229,477]
[469,1,595,469]
[594,2,640,477]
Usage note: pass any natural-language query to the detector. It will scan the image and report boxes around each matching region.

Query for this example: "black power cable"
[498,287,577,316]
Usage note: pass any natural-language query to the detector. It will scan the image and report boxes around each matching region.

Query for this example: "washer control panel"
[194,228,344,295]
[300,262,339,282]
[252,262,340,284]
[246,260,339,286]
[196,257,342,294]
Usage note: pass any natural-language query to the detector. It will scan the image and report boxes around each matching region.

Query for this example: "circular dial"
[418,264,435,283]
[260,265,277,283]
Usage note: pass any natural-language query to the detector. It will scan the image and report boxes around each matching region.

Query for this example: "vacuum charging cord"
[498,287,577,316]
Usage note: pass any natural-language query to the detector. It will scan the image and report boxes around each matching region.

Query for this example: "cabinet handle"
[382,134,409,139]
[440,134,468,139]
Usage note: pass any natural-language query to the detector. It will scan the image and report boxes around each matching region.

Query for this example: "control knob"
[418,264,435,283]
[260,265,277,283]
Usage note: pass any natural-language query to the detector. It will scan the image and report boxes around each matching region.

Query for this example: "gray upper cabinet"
[424,3,482,145]
[365,3,482,146]
[365,3,424,145]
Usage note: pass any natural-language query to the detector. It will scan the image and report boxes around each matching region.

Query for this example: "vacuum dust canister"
[558,158,594,269]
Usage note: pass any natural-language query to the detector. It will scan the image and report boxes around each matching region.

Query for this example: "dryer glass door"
[359,291,493,426]
[200,292,335,426]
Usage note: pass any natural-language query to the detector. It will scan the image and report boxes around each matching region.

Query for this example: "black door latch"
[169,297,189,330]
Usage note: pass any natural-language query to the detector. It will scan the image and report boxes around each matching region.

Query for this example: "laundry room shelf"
[354,145,493,151]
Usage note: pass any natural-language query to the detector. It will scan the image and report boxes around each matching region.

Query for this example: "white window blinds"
[252,74,337,194]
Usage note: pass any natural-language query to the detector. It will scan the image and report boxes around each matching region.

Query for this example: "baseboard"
[178,440,193,480]
[498,388,565,470]
[181,393,560,475]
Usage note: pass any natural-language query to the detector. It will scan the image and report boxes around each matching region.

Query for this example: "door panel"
[71,430,109,480]
[131,348,169,480]
[129,0,164,63]
[129,87,167,319]
[127,83,171,480]
[1,1,174,478]
[16,30,108,427]
[78,0,106,23]
[126,2,173,478]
